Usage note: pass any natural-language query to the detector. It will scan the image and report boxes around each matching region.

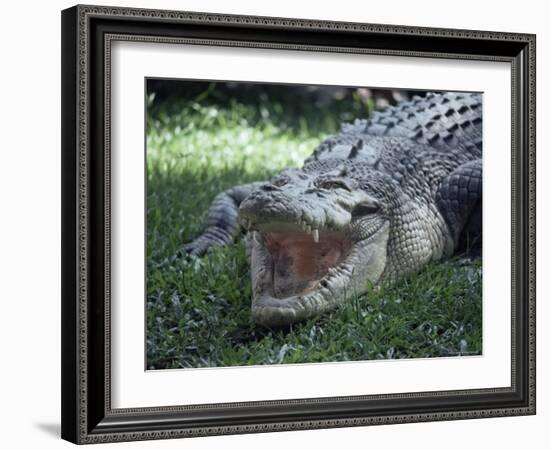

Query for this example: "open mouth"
[257,227,352,299]
[243,216,389,326]
[242,209,388,325]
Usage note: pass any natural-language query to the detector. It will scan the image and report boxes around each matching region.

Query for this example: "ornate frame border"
[61,4,536,444]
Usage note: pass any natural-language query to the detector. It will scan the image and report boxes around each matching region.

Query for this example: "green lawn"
[145,85,482,370]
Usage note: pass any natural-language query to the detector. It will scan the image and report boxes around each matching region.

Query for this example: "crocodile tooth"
[312,229,319,243]
[253,231,259,244]
[306,225,312,235]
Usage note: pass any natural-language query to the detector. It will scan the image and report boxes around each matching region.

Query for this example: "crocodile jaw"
[249,222,390,326]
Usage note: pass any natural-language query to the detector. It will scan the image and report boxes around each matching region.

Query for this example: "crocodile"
[183,91,482,326]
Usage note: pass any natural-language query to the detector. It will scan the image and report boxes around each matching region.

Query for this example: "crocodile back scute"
[342,91,482,152]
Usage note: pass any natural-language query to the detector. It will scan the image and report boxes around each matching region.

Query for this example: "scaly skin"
[183,92,483,326]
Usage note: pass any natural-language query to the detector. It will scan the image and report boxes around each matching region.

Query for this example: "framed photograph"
[61,4,536,444]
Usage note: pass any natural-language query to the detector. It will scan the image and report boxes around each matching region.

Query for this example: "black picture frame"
[61,4,536,444]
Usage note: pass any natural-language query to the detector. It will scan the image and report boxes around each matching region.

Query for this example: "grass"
[146,83,482,370]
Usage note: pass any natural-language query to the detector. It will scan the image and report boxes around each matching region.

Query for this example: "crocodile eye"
[352,201,380,217]
[271,175,290,187]
[318,179,351,192]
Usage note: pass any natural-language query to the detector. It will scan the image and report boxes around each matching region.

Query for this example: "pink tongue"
[266,232,348,299]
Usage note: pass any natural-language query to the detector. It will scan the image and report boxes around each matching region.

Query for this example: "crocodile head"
[239,162,390,326]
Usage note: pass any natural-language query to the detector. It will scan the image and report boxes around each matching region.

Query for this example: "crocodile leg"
[435,159,482,254]
[182,181,265,256]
